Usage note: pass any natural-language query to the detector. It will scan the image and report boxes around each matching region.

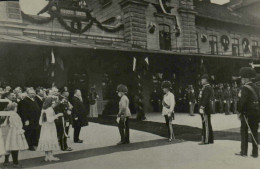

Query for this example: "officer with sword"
[236,67,259,158]
[198,74,214,145]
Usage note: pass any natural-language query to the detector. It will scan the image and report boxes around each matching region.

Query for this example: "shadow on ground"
[89,116,260,143]
[6,139,183,169]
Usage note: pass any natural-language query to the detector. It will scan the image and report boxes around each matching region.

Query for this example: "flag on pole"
[133,57,136,72]
[144,57,149,70]
[51,49,55,64]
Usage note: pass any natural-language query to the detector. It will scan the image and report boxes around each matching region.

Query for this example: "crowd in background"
[150,82,240,116]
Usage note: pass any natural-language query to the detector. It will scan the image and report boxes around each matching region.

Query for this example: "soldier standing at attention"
[224,84,232,115]
[199,74,214,145]
[231,82,239,114]
[217,84,224,113]
[236,67,259,158]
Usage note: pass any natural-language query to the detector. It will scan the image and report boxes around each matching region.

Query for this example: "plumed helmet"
[239,67,256,79]
[116,84,128,93]
[201,74,209,80]
[161,81,172,89]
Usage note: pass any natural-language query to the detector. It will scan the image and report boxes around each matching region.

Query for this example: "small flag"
[145,56,149,65]
[133,57,136,72]
[51,49,55,64]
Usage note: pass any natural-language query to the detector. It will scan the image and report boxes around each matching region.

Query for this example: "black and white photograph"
[0,0,260,168]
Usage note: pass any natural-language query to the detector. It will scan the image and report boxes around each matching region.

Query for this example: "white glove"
[189,102,192,105]
[199,108,204,114]
[25,120,29,126]
[224,100,227,103]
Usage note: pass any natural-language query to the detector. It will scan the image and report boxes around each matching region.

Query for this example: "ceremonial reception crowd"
[0,66,260,168]
[0,86,97,167]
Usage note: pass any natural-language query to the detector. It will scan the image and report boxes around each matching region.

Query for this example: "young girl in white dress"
[3,102,28,168]
[37,97,63,162]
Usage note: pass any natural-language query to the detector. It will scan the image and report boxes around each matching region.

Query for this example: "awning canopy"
[0,33,259,61]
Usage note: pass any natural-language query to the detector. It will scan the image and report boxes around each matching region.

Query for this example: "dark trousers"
[232,100,238,114]
[118,117,129,143]
[5,151,19,165]
[74,126,81,142]
[57,124,70,150]
[240,115,259,156]
[216,100,224,113]
[201,114,214,144]
[224,101,231,114]
[25,129,39,148]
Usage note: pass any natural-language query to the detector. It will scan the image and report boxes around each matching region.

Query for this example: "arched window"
[209,35,218,54]
[159,24,171,50]
[232,38,240,56]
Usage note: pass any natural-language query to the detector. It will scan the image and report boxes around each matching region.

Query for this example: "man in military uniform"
[216,83,224,113]
[231,82,239,114]
[199,74,214,145]
[236,67,259,158]
[224,84,232,115]
[54,91,73,151]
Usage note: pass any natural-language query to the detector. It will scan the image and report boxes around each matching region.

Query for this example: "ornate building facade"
[0,0,260,114]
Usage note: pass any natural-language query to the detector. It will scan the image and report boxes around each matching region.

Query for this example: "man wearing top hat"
[199,74,214,145]
[236,67,259,158]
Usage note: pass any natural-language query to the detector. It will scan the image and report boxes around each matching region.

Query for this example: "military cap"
[239,67,256,79]
[201,74,209,80]
[116,84,128,93]
[161,81,172,89]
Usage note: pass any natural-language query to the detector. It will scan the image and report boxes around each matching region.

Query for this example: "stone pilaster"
[178,0,197,52]
[120,0,148,48]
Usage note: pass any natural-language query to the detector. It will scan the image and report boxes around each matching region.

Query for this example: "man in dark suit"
[71,89,88,143]
[236,67,259,158]
[199,74,214,145]
[19,88,41,150]
[35,87,44,110]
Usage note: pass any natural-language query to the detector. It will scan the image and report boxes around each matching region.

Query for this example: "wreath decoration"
[201,34,207,43]
[220,35,230,51]
[242,38,250,53]
[21,1,124,34]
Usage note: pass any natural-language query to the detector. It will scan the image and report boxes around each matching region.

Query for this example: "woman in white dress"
[37,97,63,162]
[161,81,176,142]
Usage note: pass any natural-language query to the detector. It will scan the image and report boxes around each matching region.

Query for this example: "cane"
[243,114,260,150]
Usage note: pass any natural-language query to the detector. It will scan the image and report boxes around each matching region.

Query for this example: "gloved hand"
[199,108,204,114]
